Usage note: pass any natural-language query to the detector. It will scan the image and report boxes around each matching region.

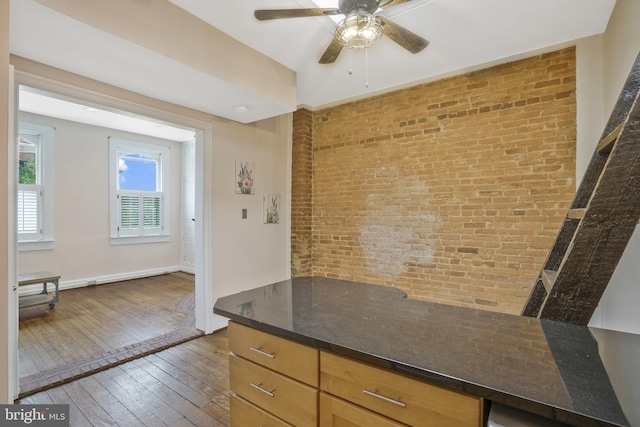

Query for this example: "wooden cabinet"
[320,351,483,427]
[228,322,319,426]
[320,392,405,427]
[230,355,318,426]
[229,321,319,387]
[228,322,483,427]
[230,394,293,427]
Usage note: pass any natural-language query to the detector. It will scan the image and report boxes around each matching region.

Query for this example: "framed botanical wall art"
[235,161,255,195]
[264,193,281,224]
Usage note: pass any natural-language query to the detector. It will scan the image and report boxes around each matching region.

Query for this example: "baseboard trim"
[180,265,195,274]
[19,266,183,296]
[209,314,229,334]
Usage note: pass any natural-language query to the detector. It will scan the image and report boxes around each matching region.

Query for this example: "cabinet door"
[321,351,482,427]
[230,354,318,426]
[229,321,319,387]
[230,394,293,427]
[320,393,406,427]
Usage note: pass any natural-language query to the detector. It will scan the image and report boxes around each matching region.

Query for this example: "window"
[17,122,54,251]
[109,137,170,244]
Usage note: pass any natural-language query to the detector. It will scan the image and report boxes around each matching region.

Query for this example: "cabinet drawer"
[321,351,482,427]
[230,394,292,427]
[320,392,406,427]
[229,321,319,387]
[230,354,318,427]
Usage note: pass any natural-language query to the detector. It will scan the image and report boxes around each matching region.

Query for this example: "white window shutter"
[17,185,42,239]
[119,193,140,232]
[143,195,162,229]
[109,137,170,241]
[118,190,163,235]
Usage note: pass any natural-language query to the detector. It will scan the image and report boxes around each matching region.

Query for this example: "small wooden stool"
[18,271,60,309]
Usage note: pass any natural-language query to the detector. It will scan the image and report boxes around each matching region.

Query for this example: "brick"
[291,48,576,315]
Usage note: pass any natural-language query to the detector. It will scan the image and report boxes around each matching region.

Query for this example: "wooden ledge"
[597,123,624,153]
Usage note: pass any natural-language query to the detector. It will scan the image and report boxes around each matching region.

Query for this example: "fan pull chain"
[365,47,369,88]
[346,48,370,88]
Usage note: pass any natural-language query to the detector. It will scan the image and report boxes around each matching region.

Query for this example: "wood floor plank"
[200,400,231,427]
[102,365,184,425]
[45,385,93,427]
[146,352,230,423]
[167,419,197,427]
[178,331,229,361]
[158,336,229,374]
[18,327,54,375]
[125,358,225,427]
[16,273,233,426]
[165,339,229,372]
[17,332,232,427]
[19,272,195,381]
[76,375,145,427]
[16,393,50,405]
[92,370,168,427]
[62,380,118,427]
[143,353,231,426]
[135,355,212,407]
[155,347,229,396]
[146,353,220,399]
[19,317,67,373]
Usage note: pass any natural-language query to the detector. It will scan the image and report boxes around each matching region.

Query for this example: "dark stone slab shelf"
[214,277,640,427]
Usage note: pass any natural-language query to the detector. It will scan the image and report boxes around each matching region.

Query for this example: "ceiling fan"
[254,0,430,64]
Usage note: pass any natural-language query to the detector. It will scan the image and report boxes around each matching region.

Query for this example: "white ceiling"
[19,87,196,142]
[10,0,616,123]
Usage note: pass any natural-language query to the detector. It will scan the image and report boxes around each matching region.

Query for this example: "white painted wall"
[578,0,640,334]
[575,36,604,181]
[211,115,292,299]
[3,42,294,400]
[17,111,184,285]
[181,140,195,273]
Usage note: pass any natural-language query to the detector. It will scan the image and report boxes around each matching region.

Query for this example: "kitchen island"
[214,277,640,426]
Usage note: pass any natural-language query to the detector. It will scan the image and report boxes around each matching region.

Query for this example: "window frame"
[17,122,55,252]
[109,137,170,245]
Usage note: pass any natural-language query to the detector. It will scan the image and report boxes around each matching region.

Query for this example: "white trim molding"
[17,266,184,296]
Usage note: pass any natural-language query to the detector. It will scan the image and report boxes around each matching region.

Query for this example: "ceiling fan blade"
[379,0,413,8]
[319,37,344,64]
[378,16,429,54]
[254,8,339,21]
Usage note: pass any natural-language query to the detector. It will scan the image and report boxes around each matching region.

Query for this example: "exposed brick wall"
[292,48,576,314]
[291,108,314,277]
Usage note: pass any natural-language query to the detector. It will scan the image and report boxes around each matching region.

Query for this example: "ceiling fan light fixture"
[336,11,384,49]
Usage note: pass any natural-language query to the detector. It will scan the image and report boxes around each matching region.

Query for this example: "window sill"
[110,234,170,246]
[18,240,55,252]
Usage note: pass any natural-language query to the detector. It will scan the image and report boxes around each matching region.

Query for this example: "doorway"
[11,73,214,399]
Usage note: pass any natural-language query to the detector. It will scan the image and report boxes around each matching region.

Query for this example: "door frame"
[8,70,216,394]
[7,65,18,400]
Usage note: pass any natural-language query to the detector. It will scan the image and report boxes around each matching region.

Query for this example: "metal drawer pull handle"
[363,388,406,408]
[250,346,276,359]
[250,382,275,397]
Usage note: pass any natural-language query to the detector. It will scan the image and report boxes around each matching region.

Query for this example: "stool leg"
[49,279,59,308]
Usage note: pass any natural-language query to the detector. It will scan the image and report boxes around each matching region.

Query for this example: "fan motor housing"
[338,0,382,14]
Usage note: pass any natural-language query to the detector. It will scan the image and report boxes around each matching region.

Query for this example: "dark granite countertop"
[214,277,640,427]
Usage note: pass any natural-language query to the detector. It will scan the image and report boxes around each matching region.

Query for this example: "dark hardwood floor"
[18,272,206,398]
[16,271,231,426]
[18,331,231,427]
